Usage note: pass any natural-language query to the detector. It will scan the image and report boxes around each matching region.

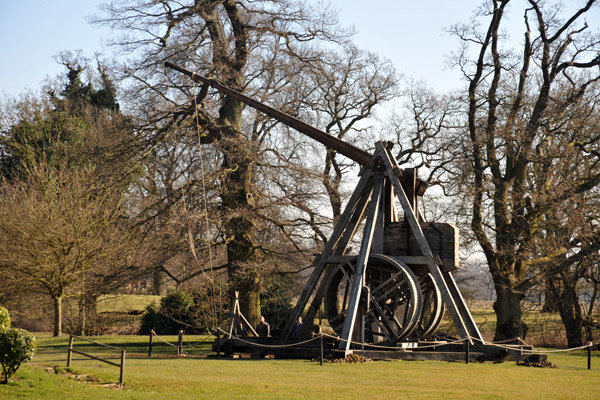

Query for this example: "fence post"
[120,350,126,385]
[588,343,592,370]
[465,339,470,364]
[320,334,324,366]
[216,329,221,359]
[67,335,74,367]
[148,330,154,357]
[178,330,184,356]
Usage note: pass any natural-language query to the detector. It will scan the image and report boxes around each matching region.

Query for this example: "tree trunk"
[556,286,583,348]
[237,274,261,327]
[153,267,169,296]
[221,133,261,327]
[78,297,86,336]
[53,295,62,337]
[493,286,527,341]
[541,287,560,313]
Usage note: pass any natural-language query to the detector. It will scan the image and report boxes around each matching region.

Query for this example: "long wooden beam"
[339,177,383,352]
[165,62,373,165]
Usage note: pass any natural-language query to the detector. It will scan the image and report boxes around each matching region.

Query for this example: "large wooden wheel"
[324,254,423,344]
[411,273,445,339]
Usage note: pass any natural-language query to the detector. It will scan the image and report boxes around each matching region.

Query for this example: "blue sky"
[1,1,107,96]
[0,0,480,97]
[1,1,598,97]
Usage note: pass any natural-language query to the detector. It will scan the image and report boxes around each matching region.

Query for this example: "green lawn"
[1,334,599,399]
[96,295,161,314]
[437,303,592,347]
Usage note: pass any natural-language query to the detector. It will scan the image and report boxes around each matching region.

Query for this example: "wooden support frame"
[167,63,518,360]
[281,170,376,340]
[67,335,126,384]
[374,142,482,342]
[339,177,383,351]
[228,291,258,338]
[282,141,483,352]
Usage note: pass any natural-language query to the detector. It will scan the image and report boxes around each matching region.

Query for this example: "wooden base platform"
[212,336,546,363]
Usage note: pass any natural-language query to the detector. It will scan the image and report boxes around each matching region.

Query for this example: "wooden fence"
[66,335,126,384]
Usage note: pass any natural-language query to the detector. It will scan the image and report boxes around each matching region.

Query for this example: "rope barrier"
[182,333,215,351]
[480,340,595,354]
[216,327,322,348]
[152,333,179,348]
[216,326,598,354]
[318,332,470,350]
[157,322,596,356]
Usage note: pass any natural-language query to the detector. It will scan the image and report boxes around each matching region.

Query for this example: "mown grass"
[437,302,593,347]
[96,295,161,314]
[1,334,599,400]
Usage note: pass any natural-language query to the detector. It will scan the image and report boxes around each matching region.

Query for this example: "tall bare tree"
[93,0,397,324]
[440,0,600,341]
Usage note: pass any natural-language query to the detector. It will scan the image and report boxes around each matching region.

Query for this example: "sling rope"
[191,78,222,328]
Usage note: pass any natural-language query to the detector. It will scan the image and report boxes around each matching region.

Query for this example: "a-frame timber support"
[228,291,258,338]
[281,141,482,354]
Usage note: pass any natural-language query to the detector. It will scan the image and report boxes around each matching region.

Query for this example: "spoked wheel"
[324,254,423,345]
[411,273,445,339]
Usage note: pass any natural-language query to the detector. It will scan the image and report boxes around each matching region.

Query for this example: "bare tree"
[93,0,393,325]
[537,190,600,346]
[0,163,132,336]
[298,45,399,223]
[440,0,600,341]
[0,61,143,335]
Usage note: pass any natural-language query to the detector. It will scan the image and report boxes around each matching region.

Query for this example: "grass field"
[1,334,599,400]
[96,294,161,314]
[437,302,587,347]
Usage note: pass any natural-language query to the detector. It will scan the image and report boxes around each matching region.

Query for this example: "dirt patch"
[44,365,122,388]
[517,359,558,368]
[317,353,371,364]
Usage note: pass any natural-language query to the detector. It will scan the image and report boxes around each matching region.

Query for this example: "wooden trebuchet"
[169,61,543,363]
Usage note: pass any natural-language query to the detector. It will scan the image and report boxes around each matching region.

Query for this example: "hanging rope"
[162,66,221,327]
[191,78,220,326]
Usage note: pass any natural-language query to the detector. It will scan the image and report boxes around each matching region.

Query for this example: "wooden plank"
[281,165,376,340]
[69,348,122,368]
[165,62,374,166]
[371,190,385,253]
[383,222,460,270]
[442,271,483,340]
[352,350,487,362]
[339,177,384,353]
[217,337,543,363]
[298,181,374,337]
[325,255,354,263]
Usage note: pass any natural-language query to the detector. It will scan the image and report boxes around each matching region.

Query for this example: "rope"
[152,333,179,348]
[223,327,596,353]
[480,340,595,354]
[219,327,469,351]
[163,321,597,355]
[216,327,322,348]
[163,68,221,327]
[191,78,220,325]
[152,331,214,353]
[484,337,526,344]
[182,332,216,350]
[319,332,471,350]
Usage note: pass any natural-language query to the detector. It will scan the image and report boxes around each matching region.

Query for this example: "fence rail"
[66,335,126,384]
